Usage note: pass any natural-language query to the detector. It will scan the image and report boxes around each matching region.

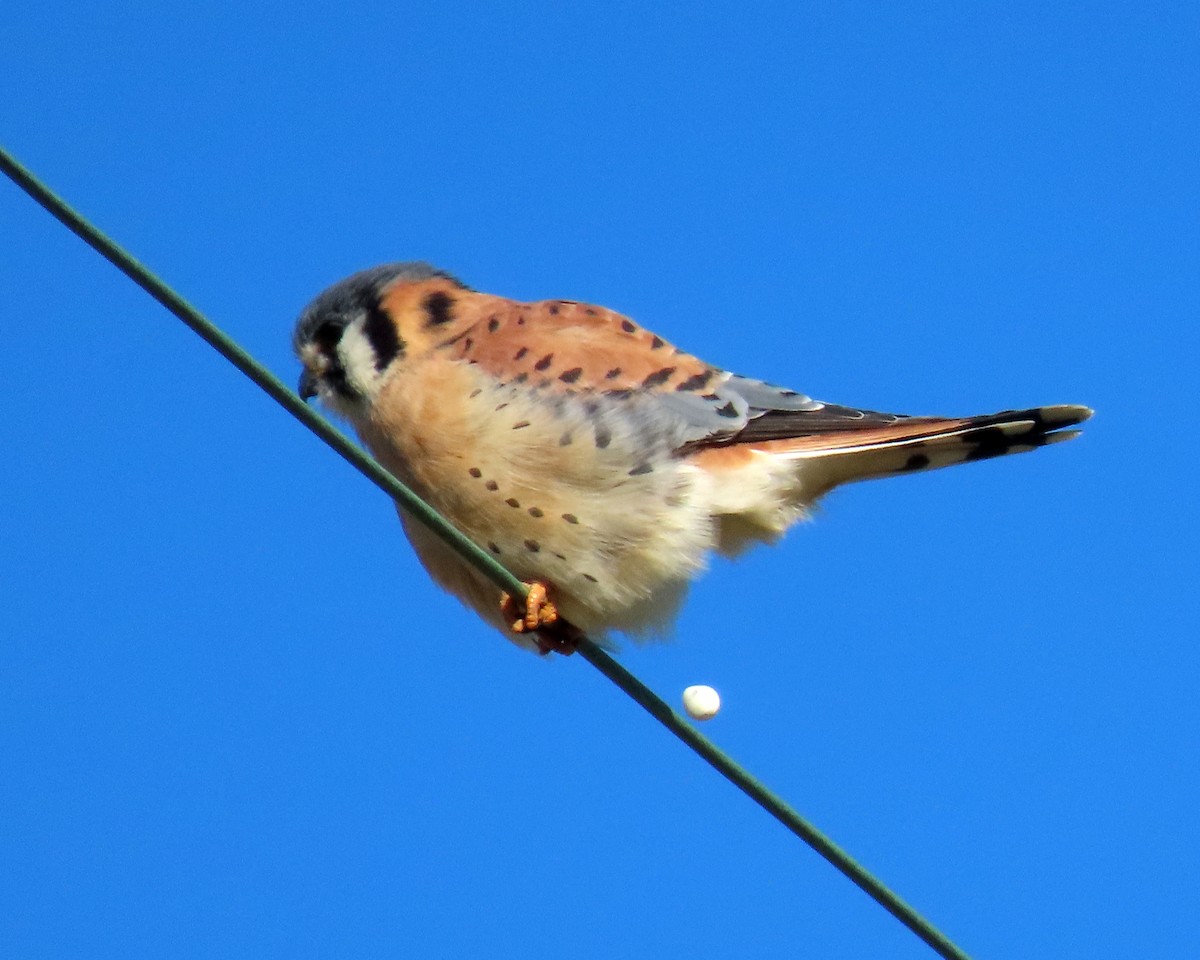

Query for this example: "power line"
[1,144,971,960]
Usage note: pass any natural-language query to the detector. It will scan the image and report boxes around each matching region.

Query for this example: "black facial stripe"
[325,366,359,401]
[363,297,404,370]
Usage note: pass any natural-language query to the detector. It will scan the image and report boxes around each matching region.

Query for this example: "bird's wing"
[436,294,828,450]
[438,293,1091,472]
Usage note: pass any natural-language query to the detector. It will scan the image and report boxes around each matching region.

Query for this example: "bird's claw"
[501,581,559,633]
[500,582,575,655]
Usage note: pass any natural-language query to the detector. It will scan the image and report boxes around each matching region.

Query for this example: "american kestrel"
[294,262,1090,652]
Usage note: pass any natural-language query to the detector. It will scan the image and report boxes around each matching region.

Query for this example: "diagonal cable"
[1,144,971,960]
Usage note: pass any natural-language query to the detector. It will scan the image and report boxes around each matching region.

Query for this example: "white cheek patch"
[337,323,389,399]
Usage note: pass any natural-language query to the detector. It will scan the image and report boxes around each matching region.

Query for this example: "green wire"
[1,144,971,960]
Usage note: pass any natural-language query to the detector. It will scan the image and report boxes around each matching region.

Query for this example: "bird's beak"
[298,369,319,401]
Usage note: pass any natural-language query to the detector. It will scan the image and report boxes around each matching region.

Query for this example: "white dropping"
[682,685,721,721]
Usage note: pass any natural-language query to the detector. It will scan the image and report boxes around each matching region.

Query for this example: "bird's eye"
[313,322,342,353]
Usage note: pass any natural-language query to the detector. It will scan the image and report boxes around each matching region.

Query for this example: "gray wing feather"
[723,374,826,413]
[622,370,912,451]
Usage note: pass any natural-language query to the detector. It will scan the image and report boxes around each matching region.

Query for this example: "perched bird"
[295,262,1090,652]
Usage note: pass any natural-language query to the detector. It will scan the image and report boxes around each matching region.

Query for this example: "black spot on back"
[621,320,636,333]
[650,335,665,349]
[559,367,583,384]
[488,316,500,332]
[595,427,612,449]
[535,354,554,371]
[642,367,676,388]
[528,507,544,518]
[514,347,528,360]
[676,370,715,392]
[605,367,622,379]
[524,539,541,553]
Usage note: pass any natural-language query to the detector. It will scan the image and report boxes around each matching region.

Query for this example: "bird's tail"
[761,404,1092,499]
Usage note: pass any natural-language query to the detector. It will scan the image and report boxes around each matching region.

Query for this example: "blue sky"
[2,2,1196,957]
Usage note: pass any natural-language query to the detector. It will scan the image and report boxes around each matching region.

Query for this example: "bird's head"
[293,261,468,418]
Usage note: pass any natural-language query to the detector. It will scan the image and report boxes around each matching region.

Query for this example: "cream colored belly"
[356,358,720,638]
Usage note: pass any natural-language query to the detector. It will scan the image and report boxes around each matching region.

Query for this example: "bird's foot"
[501,581,559,634]
[500,582,576,655]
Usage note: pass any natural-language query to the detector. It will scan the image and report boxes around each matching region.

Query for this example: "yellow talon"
[500,581,559,634]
